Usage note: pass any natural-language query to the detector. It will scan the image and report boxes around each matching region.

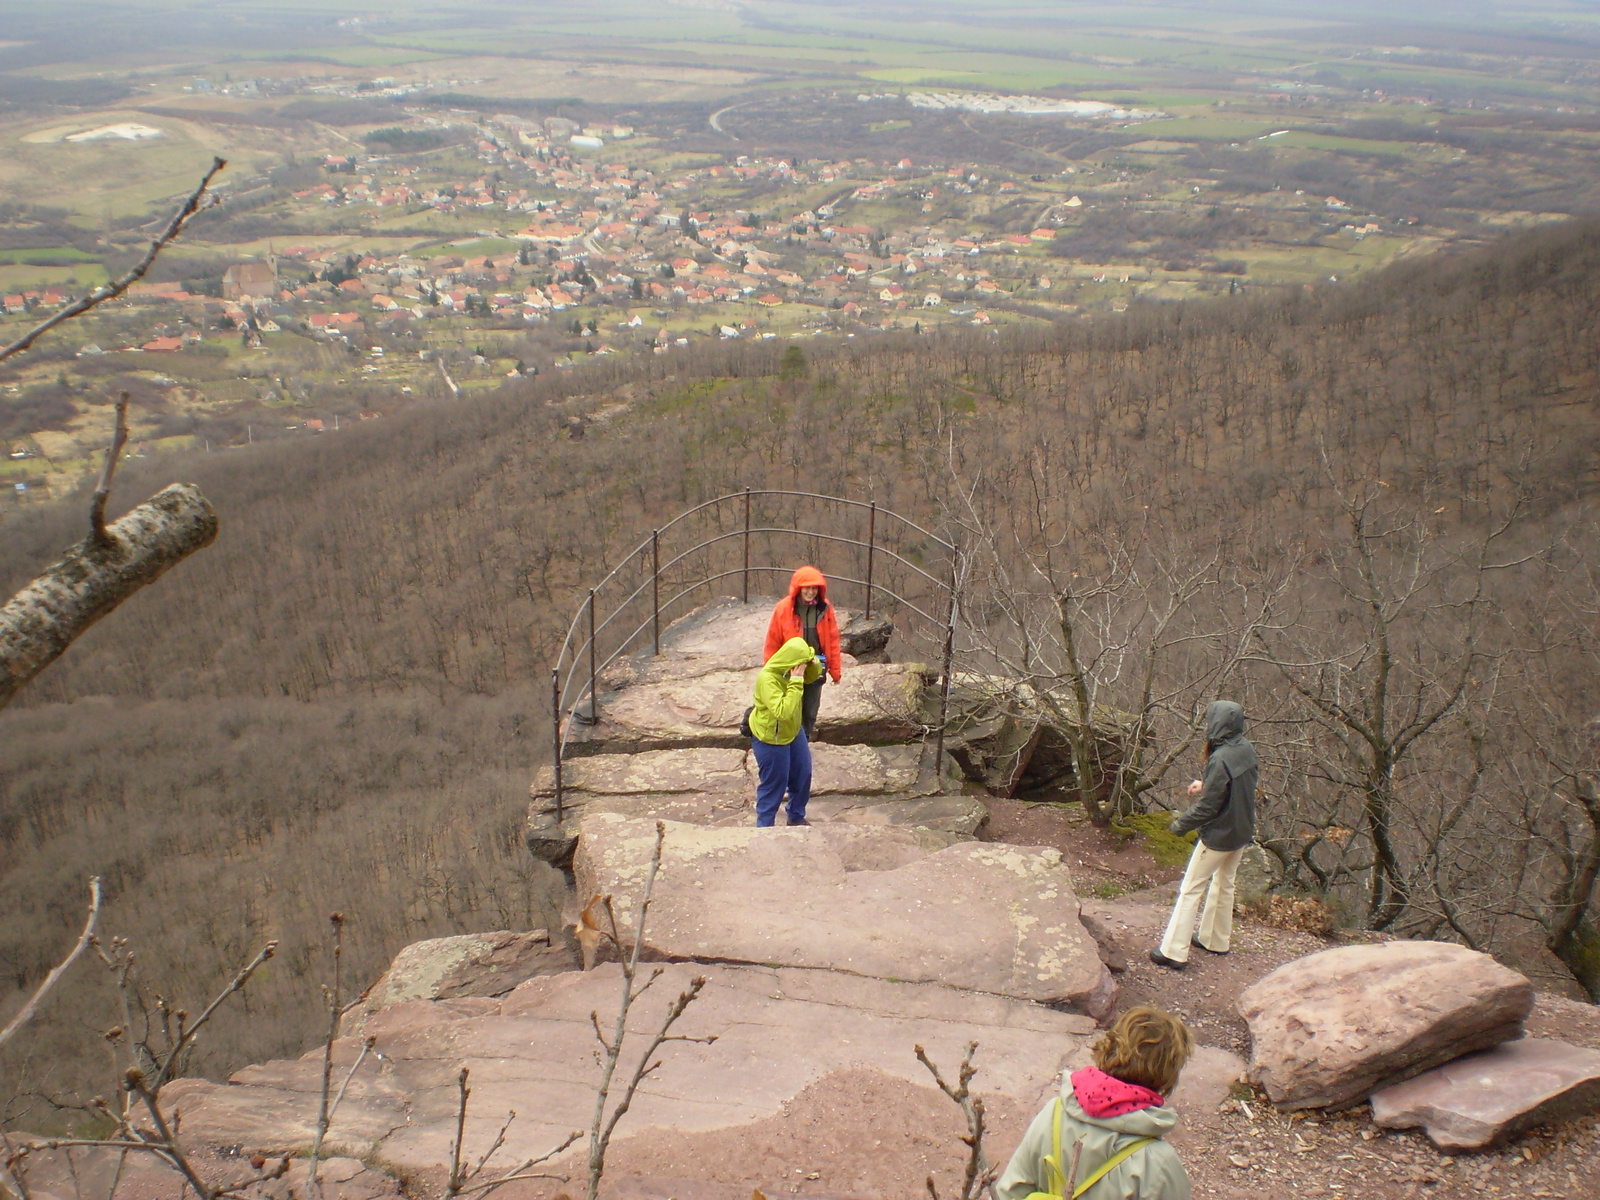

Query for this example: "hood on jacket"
[1056,1083,1179,1139]
[787,565,829,605]
[1071,1067,1164,1119]
[1204,700,1246,747]
[765,636,818,674]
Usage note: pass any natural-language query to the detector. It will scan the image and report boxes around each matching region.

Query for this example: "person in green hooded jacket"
[749,636,823,827]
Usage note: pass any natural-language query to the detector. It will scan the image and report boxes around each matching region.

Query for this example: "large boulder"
[1370,1037,1600,1151]
[941,674,1132,798]
[561,660,927,755]
[573,813,1116,1016]
[839,609,894,662]
[344,930,577,1034]
[1238,941,1534,1110]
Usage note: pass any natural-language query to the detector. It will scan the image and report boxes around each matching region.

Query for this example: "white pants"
[1159,842,1245,962]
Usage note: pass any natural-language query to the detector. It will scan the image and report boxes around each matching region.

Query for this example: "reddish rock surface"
[1370,1036,1600,1151]
[1239,941,1534,1110]
[574,813,1117,1015]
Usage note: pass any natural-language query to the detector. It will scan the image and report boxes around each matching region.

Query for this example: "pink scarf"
[1071,1066,1164,1118]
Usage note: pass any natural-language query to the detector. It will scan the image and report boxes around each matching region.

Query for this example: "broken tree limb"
[0,483,218,709]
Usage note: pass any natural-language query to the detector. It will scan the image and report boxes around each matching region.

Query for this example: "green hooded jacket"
[750,636,822,745]
[997,1084,1190,1200]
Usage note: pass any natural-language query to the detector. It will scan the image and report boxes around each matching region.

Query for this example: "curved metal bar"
[554,519,952,679]
[551,538,653,680]
[556,563,944,717]
[649,489,954,552]
[651,526,950,601]
[558,533,943,706]
[549,492,961,740]
[555,565,946,755]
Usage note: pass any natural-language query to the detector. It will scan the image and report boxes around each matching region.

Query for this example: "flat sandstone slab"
[1370,1037,1600,1151]
[531,743,926,801]
[562,661,926,755]
[1239,941,1533,1110]
[574,813,1115,1015]
[165,961,1095,1173]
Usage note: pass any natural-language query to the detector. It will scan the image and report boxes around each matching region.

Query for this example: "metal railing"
[548,489,961,817]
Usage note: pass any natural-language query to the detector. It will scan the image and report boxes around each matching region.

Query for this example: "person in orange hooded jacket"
[764,565,843,739]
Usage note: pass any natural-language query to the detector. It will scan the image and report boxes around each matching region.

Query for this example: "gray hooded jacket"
[1169,701,1257,852]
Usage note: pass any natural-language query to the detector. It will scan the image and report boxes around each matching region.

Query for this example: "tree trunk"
[1548,780,1600,1002]
[0,483,218,709]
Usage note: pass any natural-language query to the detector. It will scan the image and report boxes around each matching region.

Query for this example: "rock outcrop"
[941,674,1133,798]
[1369,1037,1600,1151]
[573,813,1116,1017]
[530,596,986,862]
[561,659,927,756]
[343,929,577,1035]
[1238,941,1534,1110]
[160,962,1098,1171]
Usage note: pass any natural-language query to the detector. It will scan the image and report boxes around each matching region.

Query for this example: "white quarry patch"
[859,91,1162,120]
[63,123,166,142]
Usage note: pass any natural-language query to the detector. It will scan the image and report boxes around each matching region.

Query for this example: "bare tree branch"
[307,914,345,1200]
[88,397,131,546]
[915,1041,999,1200]
[0,878,102,1051]
[0,159,227,365]
[585,822,713,1200]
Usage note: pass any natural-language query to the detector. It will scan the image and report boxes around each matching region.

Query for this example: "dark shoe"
[1192,937,1230,956]
[1149,949,1186,970]
[787,816,810,827]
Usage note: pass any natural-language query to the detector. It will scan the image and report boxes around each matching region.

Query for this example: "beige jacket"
[996,1084,1190,1200]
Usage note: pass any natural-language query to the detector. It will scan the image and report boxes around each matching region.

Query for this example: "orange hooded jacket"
[764,565,843,682]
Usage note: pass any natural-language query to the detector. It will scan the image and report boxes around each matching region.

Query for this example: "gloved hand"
[816,653,827,673]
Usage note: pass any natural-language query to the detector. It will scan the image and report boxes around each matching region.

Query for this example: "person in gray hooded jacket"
[1150,701,1258,969]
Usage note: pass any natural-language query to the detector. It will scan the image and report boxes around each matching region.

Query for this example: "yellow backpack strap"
[1029,1097,1065,1200]
[1070,1136,1155,1199]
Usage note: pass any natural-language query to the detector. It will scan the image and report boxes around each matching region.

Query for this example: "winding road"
[708,101,752,140]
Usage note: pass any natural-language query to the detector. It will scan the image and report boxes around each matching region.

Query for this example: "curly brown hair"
[1091,1006,1195,1096]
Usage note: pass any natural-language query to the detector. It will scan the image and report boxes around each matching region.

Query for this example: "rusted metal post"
[651,529,661,655]
[933,547,959,778]
[551,667,563,821]
[865,501,877,618]
[741,487,751,603]
[587,588,599,725]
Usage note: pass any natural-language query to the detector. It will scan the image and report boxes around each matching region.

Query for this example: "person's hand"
[1187,779,1204,796]
[816,653,827,673]
[790,663,807,679]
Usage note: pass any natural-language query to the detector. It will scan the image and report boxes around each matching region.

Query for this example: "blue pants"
[752,730,812,827]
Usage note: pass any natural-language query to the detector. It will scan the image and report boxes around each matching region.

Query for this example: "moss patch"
[1112,811,1197,869]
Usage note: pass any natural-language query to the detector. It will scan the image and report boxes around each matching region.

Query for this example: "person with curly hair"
[997,1006,1195,1200]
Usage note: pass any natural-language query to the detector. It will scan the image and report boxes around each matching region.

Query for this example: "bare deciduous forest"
[2,218,1598,1112]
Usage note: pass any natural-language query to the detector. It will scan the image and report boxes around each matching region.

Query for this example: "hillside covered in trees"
[1,218,1598,1109]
